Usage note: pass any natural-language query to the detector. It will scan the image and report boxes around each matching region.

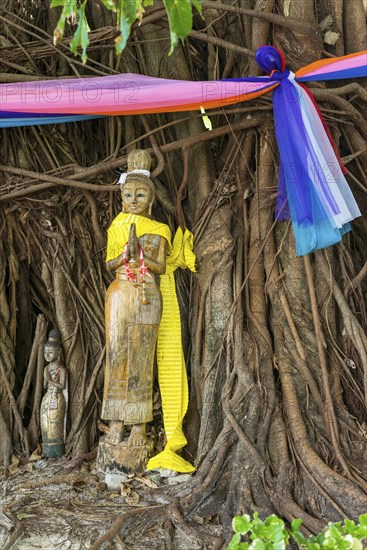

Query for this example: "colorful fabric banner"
[1,50,365,127]
[1,47,366,255]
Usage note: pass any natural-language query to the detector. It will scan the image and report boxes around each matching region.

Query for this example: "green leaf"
[228,533,242,550]
[233,515,251,535]
[115,0,141,54]
[291,518,303,532]
[334,540,354,550]
[250,523,268,539]
[100,0,118,9]
[50,0,66,7]
[70,2,90,64]
[52,0,77,44]
[168,30,179,55]
[354,526,367,539]
[269,541,285,549]
[54,0,77,20]
[163,0,193,54]
[326,524,344,541]
[314,532,325,546]
[263,515,280,525]
[191,0,203,17]
[200,109,213,131]
[263,515,287,543]
[249,540,265,550]
[344,535,363,550]
[271,529,287,544]
[359,515,367,527]
[344,520,357,535]
[291,531,308,546]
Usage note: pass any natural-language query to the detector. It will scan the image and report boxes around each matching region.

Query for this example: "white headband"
[118,169,151,184]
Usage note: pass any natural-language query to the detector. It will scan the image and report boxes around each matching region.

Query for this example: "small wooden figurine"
[40,329,67,458]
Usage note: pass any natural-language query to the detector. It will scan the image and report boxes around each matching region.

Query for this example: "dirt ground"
[0,452,222,550]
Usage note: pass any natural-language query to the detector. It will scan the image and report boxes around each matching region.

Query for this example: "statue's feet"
[106,421,124,444]
[128,424,146,446]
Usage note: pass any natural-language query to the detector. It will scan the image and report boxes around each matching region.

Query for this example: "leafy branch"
[228,512,367,550]
[51,0,202,62]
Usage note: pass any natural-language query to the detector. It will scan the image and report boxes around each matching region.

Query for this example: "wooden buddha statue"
[101,150,168,450]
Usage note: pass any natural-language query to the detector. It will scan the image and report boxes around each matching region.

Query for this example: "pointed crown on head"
[45,328,62,352]
[121,149,155,197]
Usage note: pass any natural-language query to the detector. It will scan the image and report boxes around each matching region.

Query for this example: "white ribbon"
[117,169,151,184]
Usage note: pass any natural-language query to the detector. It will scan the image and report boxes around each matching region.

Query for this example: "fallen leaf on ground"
[29,446,42,462]
[135,474,158,489]
[8,455,20,474]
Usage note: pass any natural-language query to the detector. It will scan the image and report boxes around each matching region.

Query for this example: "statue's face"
[44,345,59,362]
[121,181,152,216]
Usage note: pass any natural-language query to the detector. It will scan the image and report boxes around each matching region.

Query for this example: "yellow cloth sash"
[106,212,196,473]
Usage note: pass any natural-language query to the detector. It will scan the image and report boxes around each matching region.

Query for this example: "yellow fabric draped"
[106,212,196,473]
[106,212,172,261]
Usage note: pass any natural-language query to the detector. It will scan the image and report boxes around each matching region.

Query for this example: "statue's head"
[44,329,62,363]
[121,150,155,217]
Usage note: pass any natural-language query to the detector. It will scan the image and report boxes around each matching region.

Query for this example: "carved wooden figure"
[40,329,67,458]
[98,150,167,473]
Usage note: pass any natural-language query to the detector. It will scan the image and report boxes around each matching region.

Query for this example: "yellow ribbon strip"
[106,213,195,473]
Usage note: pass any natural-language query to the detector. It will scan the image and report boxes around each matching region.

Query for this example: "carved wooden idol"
[98,149,167,474]
[40,329,67,458]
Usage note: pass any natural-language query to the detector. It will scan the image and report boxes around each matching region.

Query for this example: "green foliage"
[228,513,367,550]
[163,0,193,54]
[69,1,90,64]
[51,0,77,44]
[51,0,202,62]
[228,513,289,550]
[115,0,142,54]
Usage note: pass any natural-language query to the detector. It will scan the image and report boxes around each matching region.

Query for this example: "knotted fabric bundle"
[253,46,362,255]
